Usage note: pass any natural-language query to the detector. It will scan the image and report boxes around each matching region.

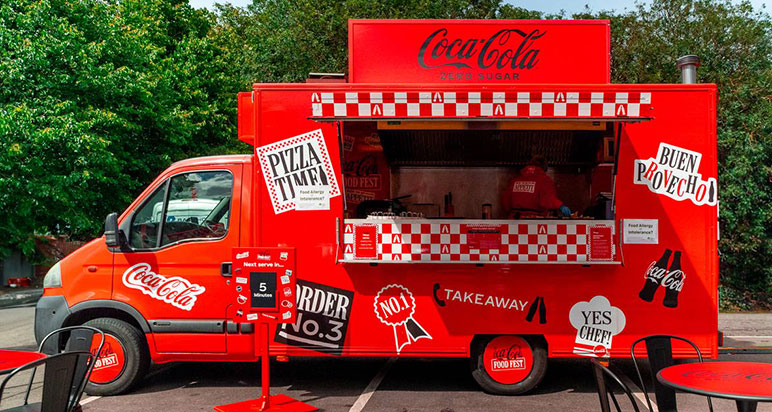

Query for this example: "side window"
[130,184,167,249]
[160,171,233,246]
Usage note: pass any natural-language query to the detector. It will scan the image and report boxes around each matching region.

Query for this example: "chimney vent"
[676,55,700,84]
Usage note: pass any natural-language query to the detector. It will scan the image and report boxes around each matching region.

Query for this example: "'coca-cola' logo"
[418,28,546,70]
[492,344,523,361]
[644,261,686,291]
[122,263,205,311]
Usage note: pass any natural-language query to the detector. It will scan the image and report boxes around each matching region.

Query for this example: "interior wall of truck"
[341,121,616,220]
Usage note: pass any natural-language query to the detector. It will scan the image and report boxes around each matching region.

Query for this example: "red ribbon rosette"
[373,284,432,354]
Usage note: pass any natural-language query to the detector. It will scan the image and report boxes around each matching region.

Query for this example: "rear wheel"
[83,318,149,395]
[470,335,547,395]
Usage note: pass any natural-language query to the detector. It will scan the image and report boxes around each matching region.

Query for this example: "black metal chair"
[0,351,93,412]
[591,358,641,412]
[631,335,714,412]
[31,326,105,412]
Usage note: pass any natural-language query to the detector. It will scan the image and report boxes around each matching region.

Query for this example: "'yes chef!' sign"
[348,20,610,84]
[257,129,341,214]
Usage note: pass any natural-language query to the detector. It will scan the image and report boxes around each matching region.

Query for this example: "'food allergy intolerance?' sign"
[257,129,341,214]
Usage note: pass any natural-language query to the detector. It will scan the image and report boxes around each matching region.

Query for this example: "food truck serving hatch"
[304,87,653,265]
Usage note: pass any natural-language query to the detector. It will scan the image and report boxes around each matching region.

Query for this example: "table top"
[657,361,772,402]
[0,349,46,374]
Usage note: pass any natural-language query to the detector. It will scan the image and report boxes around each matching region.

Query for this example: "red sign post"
[215,248,315,412]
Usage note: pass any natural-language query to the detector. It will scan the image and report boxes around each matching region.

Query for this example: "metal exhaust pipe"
[676,55,701,84]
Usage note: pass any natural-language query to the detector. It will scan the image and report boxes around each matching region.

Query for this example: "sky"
[189,0,769,15]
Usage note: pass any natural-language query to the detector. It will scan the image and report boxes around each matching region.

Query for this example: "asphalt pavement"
[1,306,771,411]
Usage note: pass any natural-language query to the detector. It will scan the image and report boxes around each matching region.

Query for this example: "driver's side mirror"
[104,212,126,248]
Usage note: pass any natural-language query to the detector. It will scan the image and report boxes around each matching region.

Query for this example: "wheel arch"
[471,334,549,353]
[65,300,151,335]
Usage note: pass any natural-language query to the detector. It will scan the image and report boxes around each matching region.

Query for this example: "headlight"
[43,262,62,288]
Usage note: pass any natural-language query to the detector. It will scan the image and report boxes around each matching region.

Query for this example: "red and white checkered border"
[312,91,651,119]
[341,219,617,264]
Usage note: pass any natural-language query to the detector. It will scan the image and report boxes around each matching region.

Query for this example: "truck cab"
[35,154,255,395]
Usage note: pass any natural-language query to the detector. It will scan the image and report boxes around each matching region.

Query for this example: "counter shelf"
[340,218,618,264]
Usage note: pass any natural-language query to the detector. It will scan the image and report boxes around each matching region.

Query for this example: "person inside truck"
[502,155,572,218]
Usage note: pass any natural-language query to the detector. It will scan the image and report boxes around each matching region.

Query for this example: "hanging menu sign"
[588,226,613,261]
[354,224,378,259]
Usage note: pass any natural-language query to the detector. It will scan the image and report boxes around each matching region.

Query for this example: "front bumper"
[34,295,70,345]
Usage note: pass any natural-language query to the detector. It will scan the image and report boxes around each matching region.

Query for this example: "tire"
[83,318,150,395]
[470,335,548,395]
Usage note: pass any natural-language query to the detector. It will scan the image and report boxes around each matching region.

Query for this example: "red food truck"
[35,19,718,396]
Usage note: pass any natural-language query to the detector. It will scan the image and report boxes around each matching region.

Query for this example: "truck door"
[113,163,242,353]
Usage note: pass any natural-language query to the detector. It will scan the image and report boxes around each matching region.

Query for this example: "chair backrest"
[0,351,93,412]
[630,334,713,412]
[591,358,641,412]
[35,326,105,411]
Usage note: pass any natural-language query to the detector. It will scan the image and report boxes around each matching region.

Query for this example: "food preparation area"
[78,354,772,411]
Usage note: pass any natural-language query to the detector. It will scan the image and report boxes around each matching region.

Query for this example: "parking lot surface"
[3,306,772,411]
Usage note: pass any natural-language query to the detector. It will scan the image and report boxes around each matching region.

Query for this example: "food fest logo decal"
[122,263,205,311]
[634,142,717,206]
[374,284,431,354]
[569,296,626,358]
[256,129,341,214]
[418,28,545,80]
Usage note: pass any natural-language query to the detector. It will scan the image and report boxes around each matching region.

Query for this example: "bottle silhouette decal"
[662,251,685,308]
[639,249,672,302]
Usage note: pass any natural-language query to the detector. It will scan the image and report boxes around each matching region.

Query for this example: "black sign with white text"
[275,280,354,355]
[250,272,277,309]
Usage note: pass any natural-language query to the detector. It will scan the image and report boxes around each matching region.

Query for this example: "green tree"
[211,0,542,85]
[0,0,243,258]
[577,0,772,303]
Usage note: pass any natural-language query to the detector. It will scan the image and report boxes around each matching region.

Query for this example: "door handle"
[221,262,232,277]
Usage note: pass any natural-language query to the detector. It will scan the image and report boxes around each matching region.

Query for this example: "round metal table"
[657,361,772,412]
[0,349,46,375]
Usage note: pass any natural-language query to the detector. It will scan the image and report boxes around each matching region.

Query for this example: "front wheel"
[83,318,150,395]
[470,335,548,395]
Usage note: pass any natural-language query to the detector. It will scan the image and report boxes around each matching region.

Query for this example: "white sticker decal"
[633,143,717,206]
[256,129,341,214]
[235,277,248,285]
[623,219,658,244]
[122,263,205,311]
[569,296,626,358]
[295,186,331,211]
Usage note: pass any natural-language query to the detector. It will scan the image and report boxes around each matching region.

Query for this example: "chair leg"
[736,400,757,412]
[646,338,678,412]
[592,361,612,412]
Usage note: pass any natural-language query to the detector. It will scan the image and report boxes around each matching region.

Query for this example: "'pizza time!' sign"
[257,129,341,214]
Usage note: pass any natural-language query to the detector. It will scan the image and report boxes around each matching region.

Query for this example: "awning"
[310,91,652,122]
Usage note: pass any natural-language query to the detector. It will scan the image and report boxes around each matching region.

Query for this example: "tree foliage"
[0,0,241,257]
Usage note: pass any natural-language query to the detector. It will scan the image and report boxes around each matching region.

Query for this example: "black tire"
[83,318,150,395]
[470,335,548,395]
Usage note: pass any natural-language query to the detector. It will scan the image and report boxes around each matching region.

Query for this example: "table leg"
[735,400,757,412]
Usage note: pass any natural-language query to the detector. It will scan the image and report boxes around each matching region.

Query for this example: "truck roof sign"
[348,19,611,84]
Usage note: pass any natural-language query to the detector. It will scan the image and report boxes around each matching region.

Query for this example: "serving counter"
[341,218,618,264]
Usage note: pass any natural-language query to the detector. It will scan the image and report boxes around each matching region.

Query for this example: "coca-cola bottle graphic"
[639,249,671,302]
[663,251,684,308]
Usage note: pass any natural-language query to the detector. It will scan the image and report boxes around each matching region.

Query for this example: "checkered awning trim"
[312,91,651,119]
[342,220,616,263]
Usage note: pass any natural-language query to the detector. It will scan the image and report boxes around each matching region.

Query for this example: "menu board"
[232,247,296,323]
[354,224,378,259]
[466,224,504,250]
[588,226,613,261]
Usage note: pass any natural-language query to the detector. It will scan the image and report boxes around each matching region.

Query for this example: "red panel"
[250,83,717,360]
[238,91,255,145]
[349,19,610,84]
[154,333,226,353]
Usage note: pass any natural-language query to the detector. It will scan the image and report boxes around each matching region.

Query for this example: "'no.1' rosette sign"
[374,284,432,354]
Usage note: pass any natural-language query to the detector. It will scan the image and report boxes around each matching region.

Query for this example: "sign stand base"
[214,322,316,412]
